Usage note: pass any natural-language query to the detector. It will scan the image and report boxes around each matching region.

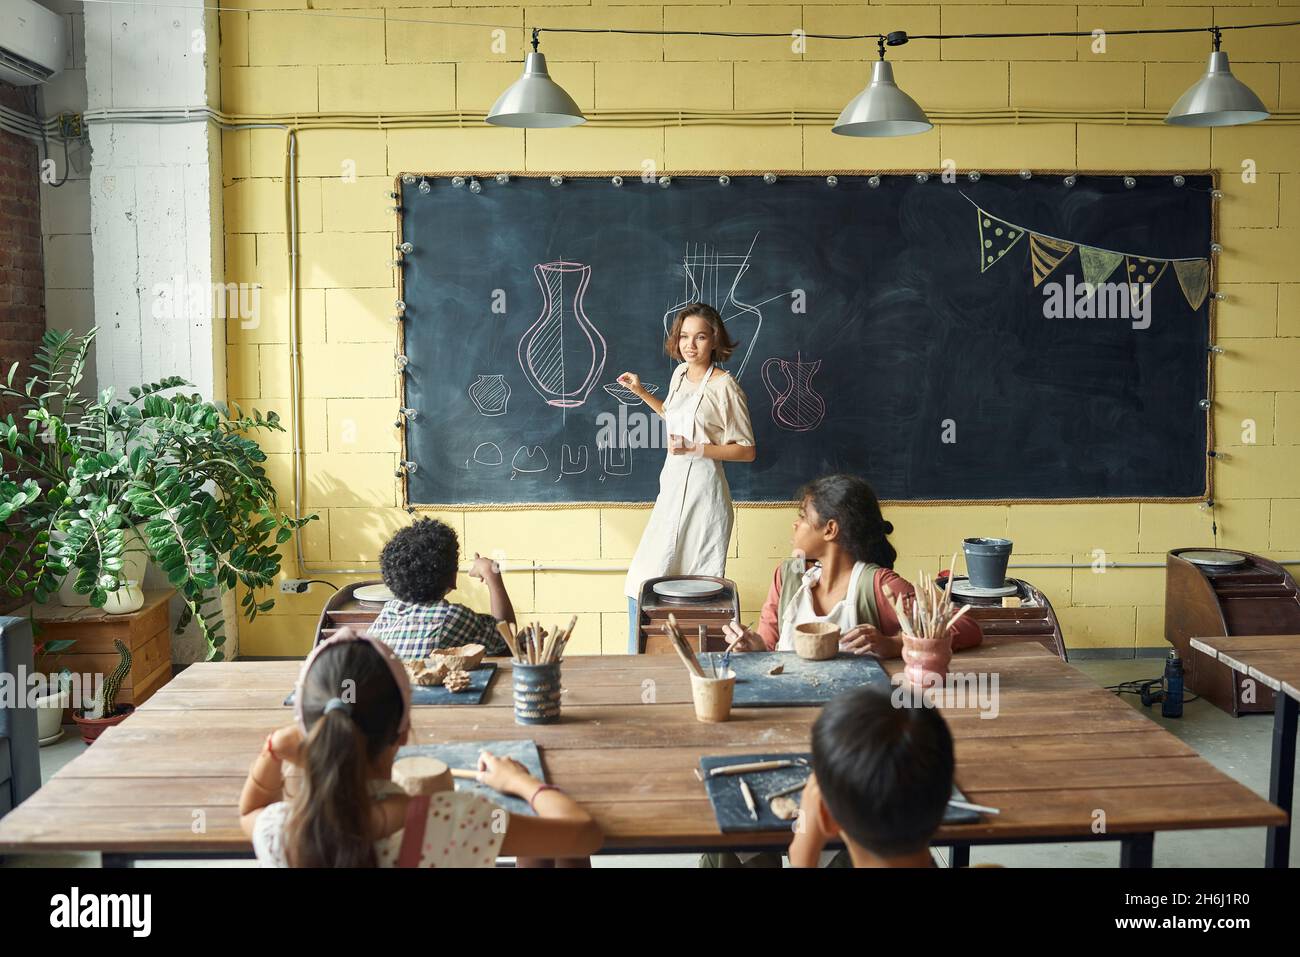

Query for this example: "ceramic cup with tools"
[514,661,562,725]
[793,621,840,660]
[690,669,736,723]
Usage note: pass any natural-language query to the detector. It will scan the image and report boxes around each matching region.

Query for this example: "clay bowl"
[391,756,454,796]
[793,621,841,661]
[428,643,486,673]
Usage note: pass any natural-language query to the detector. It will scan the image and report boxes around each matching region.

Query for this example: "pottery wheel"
[1181,550,1248,568]
[951,579,1019,599]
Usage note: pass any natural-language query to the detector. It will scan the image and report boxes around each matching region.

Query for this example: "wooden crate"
[27,589,176,712]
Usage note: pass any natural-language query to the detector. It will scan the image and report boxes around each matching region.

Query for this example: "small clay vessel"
[793,621,840,661]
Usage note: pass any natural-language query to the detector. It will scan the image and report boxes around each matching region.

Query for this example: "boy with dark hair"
[367,518,514,659]
[790,687,954,868]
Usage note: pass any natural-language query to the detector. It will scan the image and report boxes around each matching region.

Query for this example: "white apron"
[623,365,734,599]
[776,561,868,651]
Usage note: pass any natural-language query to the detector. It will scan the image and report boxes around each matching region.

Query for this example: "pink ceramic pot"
[901,634,953,689]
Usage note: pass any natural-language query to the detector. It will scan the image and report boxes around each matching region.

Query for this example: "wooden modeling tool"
[739,777,759,821]
[707,758,807,777]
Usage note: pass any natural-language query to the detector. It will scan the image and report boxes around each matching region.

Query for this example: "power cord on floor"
[1106,678,1200,705]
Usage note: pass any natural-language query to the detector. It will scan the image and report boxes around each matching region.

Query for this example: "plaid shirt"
[367,599,509,660]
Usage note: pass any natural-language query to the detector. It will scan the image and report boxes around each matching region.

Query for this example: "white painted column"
[83,5,235,662]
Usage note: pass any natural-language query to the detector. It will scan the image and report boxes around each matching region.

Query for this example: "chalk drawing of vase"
[762,353,826,432]
[468,374,510,416]
[518,261,607,409]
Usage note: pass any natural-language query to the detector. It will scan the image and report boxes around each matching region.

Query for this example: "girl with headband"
[239,628,601,867]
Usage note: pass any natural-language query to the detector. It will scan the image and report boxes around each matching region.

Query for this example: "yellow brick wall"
[218,1,1300,657]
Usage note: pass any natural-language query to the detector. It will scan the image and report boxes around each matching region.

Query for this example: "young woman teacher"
[617,304,757,652]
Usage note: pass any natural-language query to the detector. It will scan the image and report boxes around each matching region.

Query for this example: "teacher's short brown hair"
[664,303,739,363]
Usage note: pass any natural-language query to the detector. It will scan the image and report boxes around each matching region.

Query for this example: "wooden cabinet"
[27,590,176,711]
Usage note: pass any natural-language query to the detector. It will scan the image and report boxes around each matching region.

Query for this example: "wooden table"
[1190,634,1300,868]
[0,639,1284,867]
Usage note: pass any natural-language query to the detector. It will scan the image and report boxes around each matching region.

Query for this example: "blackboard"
[398,172,1213,505]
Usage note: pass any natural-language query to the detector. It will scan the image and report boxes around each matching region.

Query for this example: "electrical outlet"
[280,579,310,594]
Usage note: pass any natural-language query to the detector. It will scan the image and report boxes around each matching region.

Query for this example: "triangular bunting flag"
[1173,259,1210,310]
[1029,234,1075,287]
[977,209,1025,273]
[1125,256,1169,306]
[1078,245,1124,290]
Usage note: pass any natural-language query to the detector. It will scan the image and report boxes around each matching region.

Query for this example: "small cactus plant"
[86,639,131,719]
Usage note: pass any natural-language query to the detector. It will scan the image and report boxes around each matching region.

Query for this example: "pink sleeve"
[873,569,983,651]
[757,565,782,651]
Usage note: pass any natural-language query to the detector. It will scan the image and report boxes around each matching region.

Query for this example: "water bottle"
[1162,650,1184,719]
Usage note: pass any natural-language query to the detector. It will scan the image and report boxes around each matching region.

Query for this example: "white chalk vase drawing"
[519,261,607,408]
[468,374,510,416]
[762,353,826,432]
[662,236,771,382]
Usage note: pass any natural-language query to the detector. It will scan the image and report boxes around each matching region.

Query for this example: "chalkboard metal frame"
[394,169,1216,510]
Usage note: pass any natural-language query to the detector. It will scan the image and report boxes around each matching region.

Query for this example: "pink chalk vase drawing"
[468,374,510,416]
[761,353,826,432]
[518,260,607,409]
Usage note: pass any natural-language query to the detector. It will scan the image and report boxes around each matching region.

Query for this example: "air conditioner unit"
[0,0,66,85]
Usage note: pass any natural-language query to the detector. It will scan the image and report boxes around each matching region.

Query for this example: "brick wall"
[0,83,45,388]
[0,81,47,614]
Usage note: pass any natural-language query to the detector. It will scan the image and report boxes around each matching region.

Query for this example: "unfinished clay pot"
[793,621,840,661]
[689,670,736,723]
[428,643,486,673]
[392,756,454,796]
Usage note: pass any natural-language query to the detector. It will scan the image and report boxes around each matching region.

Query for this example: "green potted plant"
[71,638,132,743]
[0,328,314,660]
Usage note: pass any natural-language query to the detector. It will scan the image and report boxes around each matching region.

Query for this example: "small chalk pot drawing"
[468,374,510,416]
[511,445,549,479]
[602,381,659,407]
[465,442,503,469]
[598,442,631,480]
[555,444,589,482]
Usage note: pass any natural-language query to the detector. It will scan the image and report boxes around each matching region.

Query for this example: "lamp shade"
[1165,51,1269,128]
[832,60,932,138]
[486,52,585,128]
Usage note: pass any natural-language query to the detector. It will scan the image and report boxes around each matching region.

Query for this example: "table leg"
[950,845,970,868]
[1119,833,1154,868]
[1266,693,1297,869]
[102,853,134,868]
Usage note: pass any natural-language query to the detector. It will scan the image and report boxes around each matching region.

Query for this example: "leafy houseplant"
[0,328,314,660]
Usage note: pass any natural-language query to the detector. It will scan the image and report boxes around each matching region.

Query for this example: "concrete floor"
[3,658,1295,868]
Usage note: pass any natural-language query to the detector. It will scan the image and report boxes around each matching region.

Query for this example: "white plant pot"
[53,524,150,607]
[35,688,69,746]
[103,581,145,615]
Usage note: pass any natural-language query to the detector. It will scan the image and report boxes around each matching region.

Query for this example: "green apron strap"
[855,563,883,628]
